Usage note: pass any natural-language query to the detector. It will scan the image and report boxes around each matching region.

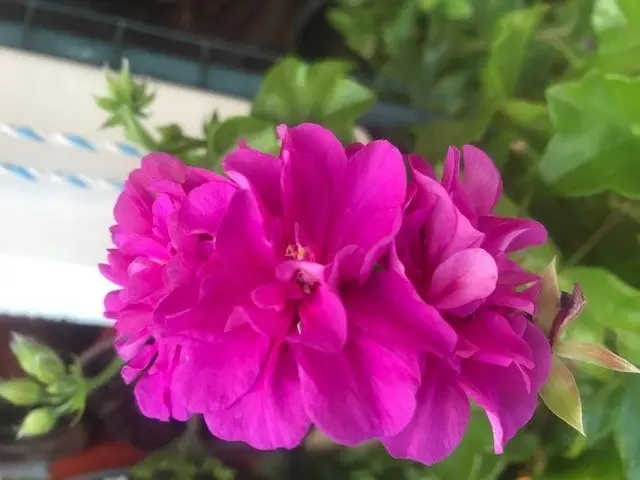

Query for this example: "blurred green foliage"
[96,0,640,477]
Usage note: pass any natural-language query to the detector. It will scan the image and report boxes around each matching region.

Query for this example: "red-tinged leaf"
[541,357,585,435]
[556,340,640,373]
[550,283,587,345]
[535,257,560,337]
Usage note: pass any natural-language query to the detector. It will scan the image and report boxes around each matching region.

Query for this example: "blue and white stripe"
[0,124,144,158]
[0,162,124,191]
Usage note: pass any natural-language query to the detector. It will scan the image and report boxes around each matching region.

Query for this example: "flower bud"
[46,377,80,398]
[17,408,58,438]
[10,333,66,384]
[0,379,43,406]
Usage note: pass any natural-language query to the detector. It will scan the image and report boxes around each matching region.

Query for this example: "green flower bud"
[0,378,43,406]
[46,377,80,398]
[17,408,58,438]
[10,333,66,384]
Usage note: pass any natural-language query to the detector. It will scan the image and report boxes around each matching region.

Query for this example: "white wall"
[0,47,368,325]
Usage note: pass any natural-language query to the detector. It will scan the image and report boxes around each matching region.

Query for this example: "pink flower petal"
[297,337,418,445]
[455,311,534,368]
[178,180,237,233]
[224,148,283,216]
[383,358,469,465]
[479,216,547,254]
[203,345,311,450]
[113,184,152,234]
[408,174,484,266]
[140,153,186,185]
[297,285,347,353]
[327,140,406,266]
[460,360,537,454]
[134,371,171,421]
[428,249,498,309]
[125,264,164,303]
[172,326,271,413]
[460,145,503,217]
[281,124,347,260]
[216,189,276,268]
[344,270,456,357]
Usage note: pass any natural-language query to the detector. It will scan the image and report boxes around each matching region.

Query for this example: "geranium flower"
[383,146,552,465]
[168,124,457,450]
[99,153,237,420]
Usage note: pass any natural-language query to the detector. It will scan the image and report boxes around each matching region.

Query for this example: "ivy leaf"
[540,71,640,198]
[482,5,548,102]
[502,99,552,134]
[327,5,378,61]
[592,0,640,73]
[211,116,278,158]
[616,376,640,480]
[251,57,374,143]
[541,357,585,435]
[561,266,640,332]
[542,441,624,479]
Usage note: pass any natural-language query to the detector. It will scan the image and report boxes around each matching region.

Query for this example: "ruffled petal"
[281,123,348,259]
[327,140,406,267]
[216,189,276,268]
[344,270,456,357]
[178,180,237,234]
[172,326,271,414]
[428,249,498,309]
[297,337,418,445]
[455,311,534,368]
[224,148,283,217]
[297,285,347,353]
[203,344,310,450]
[459,145,503,217]
[383,358,469,465]
[460,360,537,454]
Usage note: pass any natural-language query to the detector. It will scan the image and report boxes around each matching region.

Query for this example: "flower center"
[285,243,312,261]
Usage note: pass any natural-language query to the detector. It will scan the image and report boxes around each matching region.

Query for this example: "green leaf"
[307,61,375,128]
[556,340,640,373]
[540,71,640,198]
[542,441,624,480]
[211,116,278,157]
[503,429,539,462]
[593,0,640,73]
[442,0,473,20]
[502,99,552,134]
[414,102,496,160]
[616,376,640,479]
[251,57,374,142]
[581,382,622,447]
[482,5,548,102]
[327,6,378,61]
[616,329,640,366]
[561,266,640,332]
[541,357,585,435]
[381,1,418,58]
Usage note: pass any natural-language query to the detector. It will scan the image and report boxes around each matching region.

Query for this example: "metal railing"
[0,0,434,129]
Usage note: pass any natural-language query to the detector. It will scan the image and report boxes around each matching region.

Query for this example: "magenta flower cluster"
[100,123,551,465]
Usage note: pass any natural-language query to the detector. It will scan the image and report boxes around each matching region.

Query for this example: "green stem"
[565,206,626,267]
[86,357,124,393]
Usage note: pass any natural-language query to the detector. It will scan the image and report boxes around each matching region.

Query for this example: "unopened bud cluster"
[0,333,88,438]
